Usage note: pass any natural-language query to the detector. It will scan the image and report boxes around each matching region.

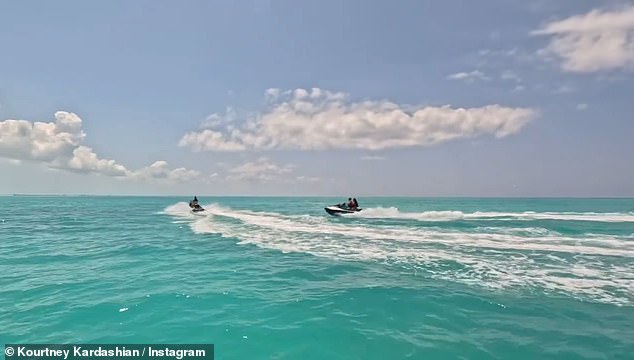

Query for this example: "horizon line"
[2,193,634,199]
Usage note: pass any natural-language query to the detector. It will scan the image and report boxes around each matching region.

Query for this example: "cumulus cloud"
[0,111,202,182]
[132,161,201,182]
[179,129,247,152]
[205,158,319,184]
[265,88,282,100]
[67,146,129,176]
[447,70,490,82]
[533,6,634,72]
[199,107,238,130]
[0,111,85,162]
[179,88,536,152]
[0,111,130,177]
[226,157,294,183]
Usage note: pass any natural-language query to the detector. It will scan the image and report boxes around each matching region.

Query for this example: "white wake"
[162,203,634,306]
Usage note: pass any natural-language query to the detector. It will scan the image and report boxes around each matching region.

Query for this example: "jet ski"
[324,204,362,216]
[189,196,205,213]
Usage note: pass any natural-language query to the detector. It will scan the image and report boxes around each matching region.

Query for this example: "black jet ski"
[324,204,362,216]
[189,196,205,213]
[191,206,205,213]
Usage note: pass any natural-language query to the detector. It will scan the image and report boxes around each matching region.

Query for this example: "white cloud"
[200,107,237,130]
[179,130,248,151]
[179,88,536,152]
[0,111,129,177]
[0,111,85,162]
[533,6,634,72]
[226,157,294,183]
[0,111,202,182]
[169,167,202,182]
[206,158,318,185]
[68,146,129,176]
[576,103,589,111]
[447,70,490,82]
[132,161,201,182]
[265,88,282,100]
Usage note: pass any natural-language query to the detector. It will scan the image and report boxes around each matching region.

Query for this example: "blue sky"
[1,0,633,196]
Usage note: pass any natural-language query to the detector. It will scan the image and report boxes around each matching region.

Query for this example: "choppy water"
[1,196,633,359]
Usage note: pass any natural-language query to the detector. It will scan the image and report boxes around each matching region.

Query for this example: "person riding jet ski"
[189,196,204,211]
[325,197,362,215]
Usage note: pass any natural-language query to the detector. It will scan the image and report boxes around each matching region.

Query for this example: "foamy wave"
[161,202,214,217]
[163,203,634,306]
[348,207,465,221]
[469,211,634,222]
[347,207,634,223]
[162,202,194,216]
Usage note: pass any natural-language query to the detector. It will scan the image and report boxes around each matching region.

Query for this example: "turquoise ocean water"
[1,196,633,359]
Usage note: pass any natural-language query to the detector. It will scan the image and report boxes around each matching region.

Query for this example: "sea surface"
[1,196,633,359]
